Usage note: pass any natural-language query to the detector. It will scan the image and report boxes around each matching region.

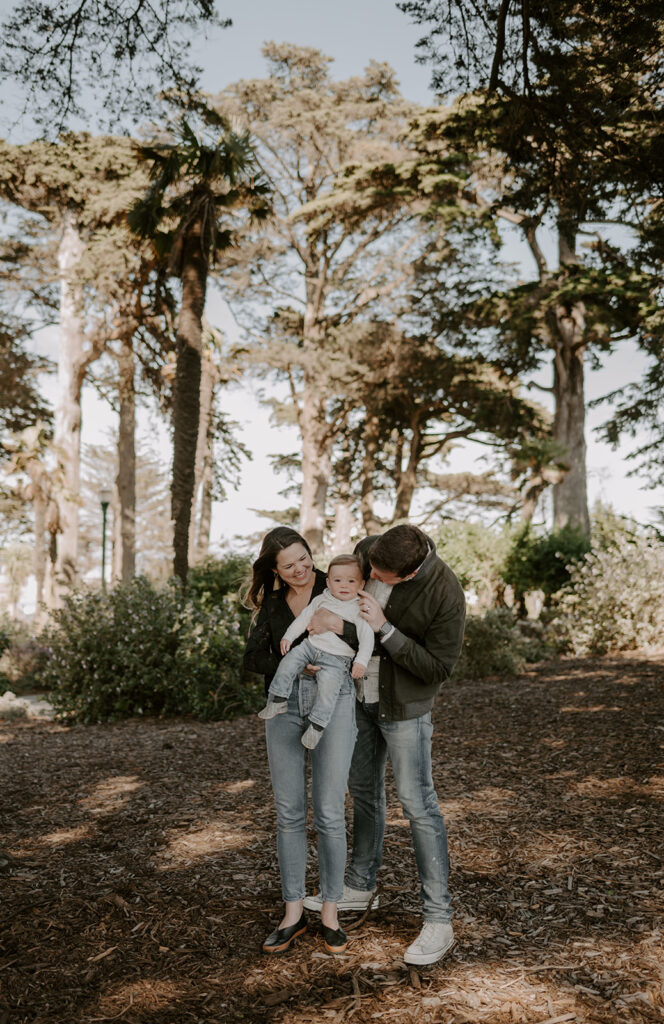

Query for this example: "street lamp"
[99,488,112,591]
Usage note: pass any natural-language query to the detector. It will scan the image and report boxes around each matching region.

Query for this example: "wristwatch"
[378,621,392,638]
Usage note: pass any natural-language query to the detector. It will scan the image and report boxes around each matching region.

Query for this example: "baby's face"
[327,565,364,601]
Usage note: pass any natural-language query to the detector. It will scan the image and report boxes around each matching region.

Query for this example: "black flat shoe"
[262,913,307,954]
[322,923,348,954]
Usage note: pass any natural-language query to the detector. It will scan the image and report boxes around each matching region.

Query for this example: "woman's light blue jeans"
[265,673,357,903]
[345,700,452,923]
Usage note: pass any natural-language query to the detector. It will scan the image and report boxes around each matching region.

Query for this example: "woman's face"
[275,542,314,589]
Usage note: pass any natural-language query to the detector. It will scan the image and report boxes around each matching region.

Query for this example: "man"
[304,524,466,965]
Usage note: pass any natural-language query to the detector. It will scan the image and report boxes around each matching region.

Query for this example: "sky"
[2,0,662,557]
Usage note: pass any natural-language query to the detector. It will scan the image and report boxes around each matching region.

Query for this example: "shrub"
[188,554,252,607]
[40,576,262,723]
[502,525,591,609]
[454,609,526,680]
[188,553,253,637]
[0,619,51,695]
[433,521,515,608]
[550,534,664,655]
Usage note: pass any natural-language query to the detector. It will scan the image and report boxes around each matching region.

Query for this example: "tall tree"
[0,133,148,592]
[79,442,173,585]
[2,423,59,620]
[396,0,664,534]
[215,44,447,549]
[129,116,269,582]
[320,320,548,528]
[81,216,179,583]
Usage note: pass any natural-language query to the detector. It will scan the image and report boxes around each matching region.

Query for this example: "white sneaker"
[303,884,379,913]
[403,922,454,965]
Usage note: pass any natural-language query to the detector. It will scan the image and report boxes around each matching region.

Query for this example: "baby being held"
[258,554,374,748]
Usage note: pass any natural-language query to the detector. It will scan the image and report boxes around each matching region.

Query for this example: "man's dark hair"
[368,525,429,578]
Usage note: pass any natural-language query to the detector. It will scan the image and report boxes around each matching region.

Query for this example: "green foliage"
[0,317,52,438]
[41,576,261,723]
[433,520,514,607]
[0,617,50,694]
[188,553,251,607]
[188,553,253,636]
[454,609,525,680]
[550,534,664,656]
[503,525,591,603]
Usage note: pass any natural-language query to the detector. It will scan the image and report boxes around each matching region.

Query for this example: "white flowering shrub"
[41,577,262,723]
[551,535,664,655]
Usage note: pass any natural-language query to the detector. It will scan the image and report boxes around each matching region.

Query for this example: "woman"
[244,526,357,955]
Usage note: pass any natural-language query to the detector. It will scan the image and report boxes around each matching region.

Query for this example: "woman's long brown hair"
[244,526,314,612]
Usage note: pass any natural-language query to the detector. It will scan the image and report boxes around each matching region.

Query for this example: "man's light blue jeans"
[345,700,452,923]
[267,638,353,729]
[265,673,357,903]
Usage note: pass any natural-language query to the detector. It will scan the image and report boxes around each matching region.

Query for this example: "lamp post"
[99,488,112,591]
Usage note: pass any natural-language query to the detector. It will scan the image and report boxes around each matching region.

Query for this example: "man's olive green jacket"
[355,536,466,721]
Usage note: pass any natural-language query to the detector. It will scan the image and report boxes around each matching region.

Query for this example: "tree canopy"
[0,0,230,131]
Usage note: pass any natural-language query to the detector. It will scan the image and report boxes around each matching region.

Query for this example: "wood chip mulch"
[1,652,663,1024]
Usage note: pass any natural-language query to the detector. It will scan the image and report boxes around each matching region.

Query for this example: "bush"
[188,553,253,637]
[454,609,526,680]
[40,576,262,723]
[550,534,664,655]
[433,521,515,608]
[188,554,252,607]
[503,525,591,608]
[0,618,51,695]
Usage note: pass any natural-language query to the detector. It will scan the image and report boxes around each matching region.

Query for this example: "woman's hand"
[358,590,387,631]
[302,663,321,676]
[351,662,366,680]
[280,638,292,655]
[308,609,344,635]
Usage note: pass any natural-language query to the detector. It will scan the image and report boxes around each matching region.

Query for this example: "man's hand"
[280,638,291,655]
[351,662,366,680]
[308,608,344,635]
[358,590,387,631]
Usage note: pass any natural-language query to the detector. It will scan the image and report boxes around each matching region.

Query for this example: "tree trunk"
[172,218,207,584]
[392,422,422,522]
[190,347,217,565]
[32,490,47,626]
[551,216,590,536]
[195,461,214,562]
[330,437,355,554]
[360,413,382,534]
[298,295,330,552]
[331,500,354,553]
[112,496,121,582]
[54,209,85,597]
[299,391,330,551]
[116,340,136,582]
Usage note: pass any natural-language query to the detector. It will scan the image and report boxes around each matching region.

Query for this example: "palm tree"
[128,118,269,583]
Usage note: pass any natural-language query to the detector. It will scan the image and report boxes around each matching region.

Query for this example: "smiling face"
[327,563,364,601]
[275,542,314,590]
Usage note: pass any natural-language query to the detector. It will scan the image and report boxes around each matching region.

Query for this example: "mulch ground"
[1,653,663,1024]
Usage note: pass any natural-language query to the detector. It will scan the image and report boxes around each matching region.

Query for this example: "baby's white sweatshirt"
[283,589,375,667]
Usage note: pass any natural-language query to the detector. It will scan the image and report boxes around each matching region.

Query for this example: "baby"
[258,554,374,748]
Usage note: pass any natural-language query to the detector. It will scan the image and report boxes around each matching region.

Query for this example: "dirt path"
[1,654,663,1024]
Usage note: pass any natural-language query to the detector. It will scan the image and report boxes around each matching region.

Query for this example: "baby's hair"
[327,553,364,575]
